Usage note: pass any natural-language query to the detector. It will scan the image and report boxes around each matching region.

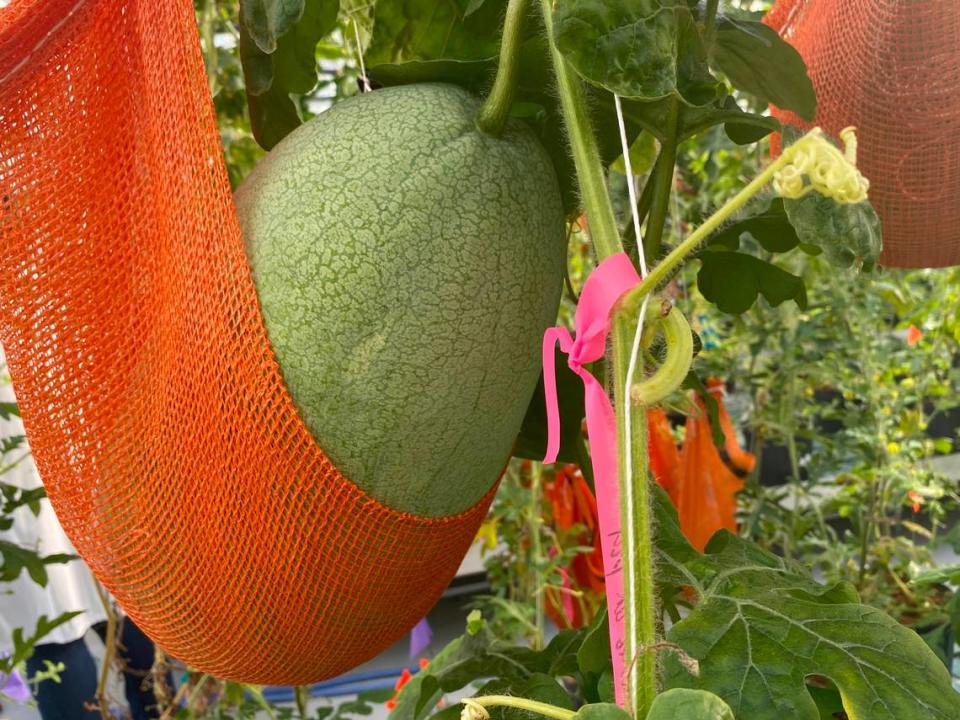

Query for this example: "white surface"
[0,358,106,649]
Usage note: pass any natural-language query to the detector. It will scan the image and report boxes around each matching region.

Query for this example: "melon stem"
[476,0,529,136]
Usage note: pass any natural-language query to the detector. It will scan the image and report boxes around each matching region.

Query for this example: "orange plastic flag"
[648,407,682,505]
[676,386,753,551]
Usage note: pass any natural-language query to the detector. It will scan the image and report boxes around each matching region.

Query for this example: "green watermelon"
[235,83,566,517]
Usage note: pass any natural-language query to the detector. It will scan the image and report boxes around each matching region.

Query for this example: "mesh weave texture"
[0,0,493,685]
[767,0,960,268]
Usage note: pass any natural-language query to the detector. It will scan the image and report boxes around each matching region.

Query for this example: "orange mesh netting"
[0,0,493,685]
[766,0,960,269]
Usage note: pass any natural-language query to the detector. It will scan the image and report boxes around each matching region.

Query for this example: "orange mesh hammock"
[0,0,492,685]
[766,0,960,269]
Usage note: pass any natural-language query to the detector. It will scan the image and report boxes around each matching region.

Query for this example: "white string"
[613,92,651,701]
[352,16,371,93]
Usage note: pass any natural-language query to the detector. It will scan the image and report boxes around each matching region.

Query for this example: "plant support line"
[614,92,658,720]
[540,1,659,716]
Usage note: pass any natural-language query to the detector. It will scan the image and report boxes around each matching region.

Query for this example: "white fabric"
[0,348,106,647]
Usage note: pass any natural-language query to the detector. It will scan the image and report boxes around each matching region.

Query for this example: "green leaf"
[806,685,846,719]
[710,198,800,254]
[1,539,46,584]
[466,608,485,635]
[5,612,84,669]
[240,0,307,53]
[711,19,816,121]
[655,505,960,719]
[365,0,511,66]
[577,609,612,675]
[514,348,586,464]
[621,94,777,144]
[611,130,658,176]
[511,674,574,716]
[596,670,615,703]
[784,192,883,271]
[391,642,460,720]
[368,58,494,89]
[464,0,489,16]
[552,0,719,104]
[723,93,779,144]
[912,566,960,586]
[0,401,19,420]
[240,0,340,150]
[698,251,805,315]
[646,689,735,720]
[572,704,630,720]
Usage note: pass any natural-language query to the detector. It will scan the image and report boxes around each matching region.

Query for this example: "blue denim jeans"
[25,619,172,720]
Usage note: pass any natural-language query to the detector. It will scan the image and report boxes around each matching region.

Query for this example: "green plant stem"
[295,686,309,720]
[539,0,620,259]
[540,2,657,714]
[530,463,545,650]
[93,581,117,720]
[702,0,721,50]
[623,163,657,266]
[200,0,218,96]
[186,676,211,717]
[468,696,575,720]
[621,149,795,308]
[476,0,529,136]
[541,2,659,715]
[783,369,799,561]
[612,317,657,717]
[643,99,680,262]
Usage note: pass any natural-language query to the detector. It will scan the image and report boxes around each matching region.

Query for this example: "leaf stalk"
[642,98,680,262]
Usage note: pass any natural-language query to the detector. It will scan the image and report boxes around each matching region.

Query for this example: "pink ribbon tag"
[542,252,640,707]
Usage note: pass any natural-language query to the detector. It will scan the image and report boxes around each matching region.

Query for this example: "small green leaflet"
[239,0,340,150]
[610,131,657,176]
[577,609,612,675]
[697,251,806,315]
[652,494,960,720]
[0,401,19,420]
[709,198,800,254]
[390,625,584,720]
[647,689,735,720]
[0,540,76,586]
[552,0,719,105]
[710,19,816,121]
[2,612,84,674]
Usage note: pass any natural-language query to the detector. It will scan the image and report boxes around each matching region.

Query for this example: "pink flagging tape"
[542,252,640,706]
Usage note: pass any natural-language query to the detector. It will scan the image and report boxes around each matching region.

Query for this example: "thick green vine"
[539,2,658,715]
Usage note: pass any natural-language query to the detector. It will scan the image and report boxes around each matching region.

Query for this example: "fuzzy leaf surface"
[552,0,719,104]
[654,497,960,720]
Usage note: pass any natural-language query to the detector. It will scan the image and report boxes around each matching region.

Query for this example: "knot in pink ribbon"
[543,252,640,470]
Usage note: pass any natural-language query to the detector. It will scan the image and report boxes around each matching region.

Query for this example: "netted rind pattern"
[0,0,493,684]
[766,0,960,268]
